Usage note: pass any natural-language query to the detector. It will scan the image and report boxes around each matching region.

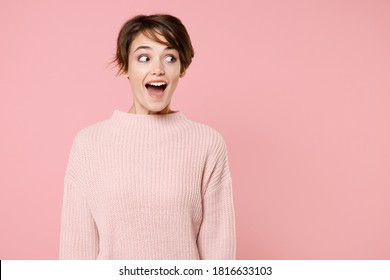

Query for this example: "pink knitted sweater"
[60,109,236,260]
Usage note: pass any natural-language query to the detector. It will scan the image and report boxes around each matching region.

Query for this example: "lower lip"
[147,89,165,100]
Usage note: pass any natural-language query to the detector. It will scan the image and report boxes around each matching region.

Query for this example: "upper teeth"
[149,82,166,86]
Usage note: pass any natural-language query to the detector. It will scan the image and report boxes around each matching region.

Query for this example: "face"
[124,31,185,114]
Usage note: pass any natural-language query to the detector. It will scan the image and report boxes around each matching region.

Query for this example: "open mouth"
[145,82,167,96]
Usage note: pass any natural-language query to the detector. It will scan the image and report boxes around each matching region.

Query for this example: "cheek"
[127,72,145,92]
[128,67,146,83]
[128,58,146,74]
[166,66,182,80]
[168,77,180,92]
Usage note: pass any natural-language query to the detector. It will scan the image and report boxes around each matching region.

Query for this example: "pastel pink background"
[1,0,389,259]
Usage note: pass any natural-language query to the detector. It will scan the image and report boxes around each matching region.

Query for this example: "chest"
[83,138,206,215]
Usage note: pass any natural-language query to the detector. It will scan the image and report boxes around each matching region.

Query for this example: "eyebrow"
[134,46,175,53]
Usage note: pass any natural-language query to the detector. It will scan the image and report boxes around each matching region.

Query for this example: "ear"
[180,69,186,78]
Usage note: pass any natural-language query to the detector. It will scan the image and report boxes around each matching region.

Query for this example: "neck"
[128,104,173,115]
[111,109,187,129]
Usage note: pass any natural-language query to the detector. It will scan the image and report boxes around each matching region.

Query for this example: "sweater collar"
[110,109,188,128]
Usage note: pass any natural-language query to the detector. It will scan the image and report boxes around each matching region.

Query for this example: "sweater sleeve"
[59,134,99,259]
[197,135,236,259]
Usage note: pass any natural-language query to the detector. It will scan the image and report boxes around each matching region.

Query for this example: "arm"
[197,135,236,259]
[59,134,99,259]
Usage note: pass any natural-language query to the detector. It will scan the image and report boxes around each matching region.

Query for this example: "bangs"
[142,28,179,51]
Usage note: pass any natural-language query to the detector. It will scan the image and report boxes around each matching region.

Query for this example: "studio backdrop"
[1,0,389,259]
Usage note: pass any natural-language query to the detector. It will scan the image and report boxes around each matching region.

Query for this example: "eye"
[138,55,149,62]
[165,55,176,63]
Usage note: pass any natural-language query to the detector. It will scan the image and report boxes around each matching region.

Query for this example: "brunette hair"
[110,14,194,76]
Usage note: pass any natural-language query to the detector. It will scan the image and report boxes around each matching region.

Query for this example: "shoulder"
[70,116,112,147]
[184,118,228,153]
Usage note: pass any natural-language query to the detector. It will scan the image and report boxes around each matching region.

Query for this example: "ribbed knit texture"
[60,109,236,260]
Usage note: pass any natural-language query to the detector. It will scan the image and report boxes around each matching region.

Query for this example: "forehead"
[130,31,171,51]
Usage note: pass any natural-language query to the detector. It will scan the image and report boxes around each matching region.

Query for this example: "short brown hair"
[110,14,194,76]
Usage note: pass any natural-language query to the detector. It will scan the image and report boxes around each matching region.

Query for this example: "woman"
[60,14,236,260]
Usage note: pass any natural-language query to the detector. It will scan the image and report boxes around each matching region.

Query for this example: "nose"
[151,59,165,76]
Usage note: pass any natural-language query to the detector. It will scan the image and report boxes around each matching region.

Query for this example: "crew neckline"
[110,109,188,128]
